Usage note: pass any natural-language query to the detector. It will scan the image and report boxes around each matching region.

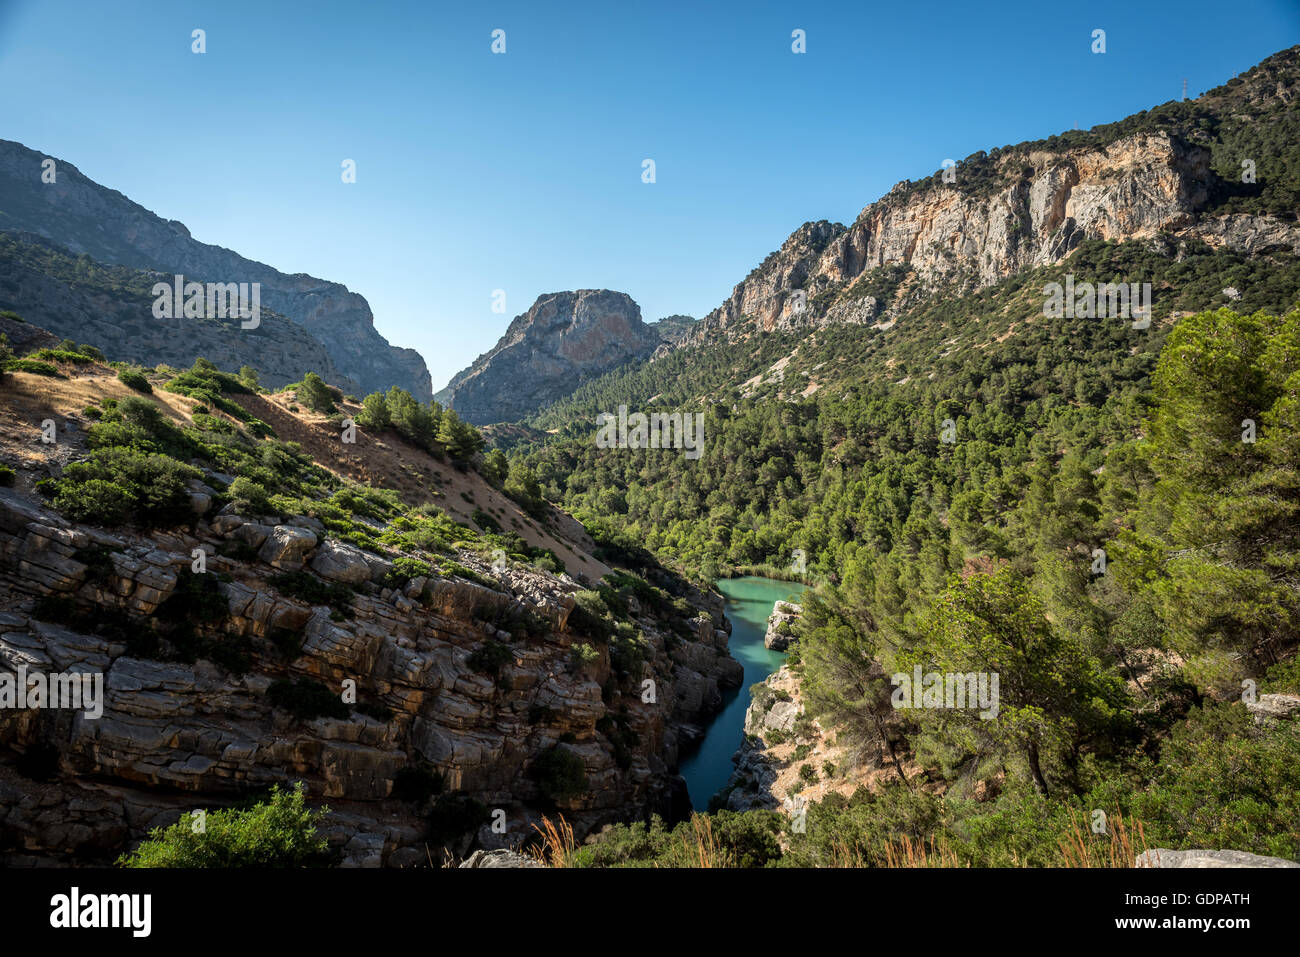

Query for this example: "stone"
[458,848,543,868]
[310,540,372,585]
[1137,848,1300,868]
[763,600,802,651]
[258,525,318,570]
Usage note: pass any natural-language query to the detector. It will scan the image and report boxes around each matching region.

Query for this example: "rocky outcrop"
[763,601,802,651]
[1136,848,1300,868]
[0,489,741,866]
[0,140,431,399]
[436,290,664,424]
[718,665,804,812]
[1246,693,1300,726]
[458,848,543,868]
[686,51,1300,346]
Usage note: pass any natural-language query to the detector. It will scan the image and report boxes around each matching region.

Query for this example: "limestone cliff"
[436,290,664,425]
[690,47,1300,343]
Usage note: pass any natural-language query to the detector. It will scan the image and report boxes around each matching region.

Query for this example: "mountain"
[436,289,663,424]
[688,45,1300,344]
[647,313,698,346]
[0,139,432,400]
[490,45,1300,866]
[0,231,358,392]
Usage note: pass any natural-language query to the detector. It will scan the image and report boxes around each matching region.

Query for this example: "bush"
[467,639,513,679]
[267,678,350,721]
[270,572,354,619]
[531,746,588,803]
[53,447,199,526]
[117,368,152,393]
[5,359,60,377]
[0,464,14,487]
[53,478,134,524]
[118,783,330,867]
[228,476,272,514]
[293,372,337,413]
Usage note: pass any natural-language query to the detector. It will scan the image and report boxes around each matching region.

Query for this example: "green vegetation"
[355,386,484,463]
[267,678,351,722]
[118,783,330,867]
[116,367,152,393]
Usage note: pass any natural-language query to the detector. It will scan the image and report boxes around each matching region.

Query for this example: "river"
[678,576,807,812]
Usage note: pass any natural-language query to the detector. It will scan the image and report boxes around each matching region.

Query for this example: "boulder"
[310,540,372,585]
[258,525,318,570]
[1137,848,1300,868]
[1246,693,1300,725]
[764,601,802,651]
[458,848,544,868]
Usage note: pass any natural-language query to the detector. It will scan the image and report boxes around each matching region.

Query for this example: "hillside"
[0,139,432,400]
[0,323,747,865]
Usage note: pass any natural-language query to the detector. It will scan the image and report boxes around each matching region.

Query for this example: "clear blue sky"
[1,0,1296,390]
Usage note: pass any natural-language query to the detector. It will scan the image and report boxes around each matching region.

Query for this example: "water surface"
[678,576,806,811]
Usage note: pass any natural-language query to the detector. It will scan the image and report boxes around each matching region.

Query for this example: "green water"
[678,576,806,812]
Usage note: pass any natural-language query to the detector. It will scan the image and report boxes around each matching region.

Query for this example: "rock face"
[436,290,664,424]
[763,601,802,651]
[1245,693,1300,726]
[719,665,804,812]
[0,489,743,866]
[1136,849,1300,868]
[0,232,359,393]
[684,51,1300,346]
[0,139,431,399]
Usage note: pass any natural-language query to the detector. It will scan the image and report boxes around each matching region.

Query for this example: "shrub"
[228,476,272,514]
[5,359,60,377]
[0,464,13,487]
[53,478,134,524]
[472,508,503,534]
[531,746,588,802]
[267,678,350,721]
[467,639,513,679]
[117,368,152,393]
[32,348,93,364]
[293,372,336,413]
[270,572,354,619]
[118,783,329,867]
[357,392,391,429]
[382,556,431,591]
[53,447,199,526]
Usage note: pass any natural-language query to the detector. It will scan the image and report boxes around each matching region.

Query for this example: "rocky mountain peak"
[437,289,663,424]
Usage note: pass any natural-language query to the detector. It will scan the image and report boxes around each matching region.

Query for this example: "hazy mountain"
[0,138,432,399]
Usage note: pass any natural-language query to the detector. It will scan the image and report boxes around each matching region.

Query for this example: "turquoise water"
[678,576,806,812]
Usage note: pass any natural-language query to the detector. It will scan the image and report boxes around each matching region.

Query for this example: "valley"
[0,37,1298,874]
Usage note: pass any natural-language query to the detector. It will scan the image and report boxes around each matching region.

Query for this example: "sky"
[0,0,1297,390]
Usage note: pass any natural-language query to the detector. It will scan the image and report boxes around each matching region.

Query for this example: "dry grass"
[682,813,735,868]
[529,815,578,868]
[882,833,962,868]
[1059,808,1149,868]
